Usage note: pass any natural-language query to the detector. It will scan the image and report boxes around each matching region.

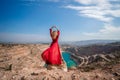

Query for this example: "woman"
[41,26,62,65]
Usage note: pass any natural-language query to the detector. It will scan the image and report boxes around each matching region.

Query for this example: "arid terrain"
[0,42,120,80]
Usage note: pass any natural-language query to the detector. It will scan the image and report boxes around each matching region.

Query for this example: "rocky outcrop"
[69,51,120,67]
[63,43,120,67]
[0,43,120,80]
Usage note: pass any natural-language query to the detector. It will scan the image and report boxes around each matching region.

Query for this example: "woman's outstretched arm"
[50,26,60,38]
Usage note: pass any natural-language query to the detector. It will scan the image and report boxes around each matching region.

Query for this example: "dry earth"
[0,44,120,80]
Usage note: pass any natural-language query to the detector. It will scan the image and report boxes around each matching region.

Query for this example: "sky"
[0,0,120,43]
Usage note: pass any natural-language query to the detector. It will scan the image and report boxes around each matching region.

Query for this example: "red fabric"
[41,29,62,65]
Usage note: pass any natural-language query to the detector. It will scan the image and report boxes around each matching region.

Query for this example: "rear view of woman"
[41,26,62,65]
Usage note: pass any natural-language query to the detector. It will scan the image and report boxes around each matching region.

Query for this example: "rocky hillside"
[0,43,120,80]
[62,42,120,66]
[62,42,120,79]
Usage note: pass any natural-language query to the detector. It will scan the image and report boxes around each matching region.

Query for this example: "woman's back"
[51,31,58,40]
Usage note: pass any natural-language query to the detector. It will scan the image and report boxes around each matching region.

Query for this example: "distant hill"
[61,40,120,46]
[62,42,120,67]
[64,42,120,55]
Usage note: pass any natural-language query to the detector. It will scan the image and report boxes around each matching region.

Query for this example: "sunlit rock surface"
[0,43,120,80]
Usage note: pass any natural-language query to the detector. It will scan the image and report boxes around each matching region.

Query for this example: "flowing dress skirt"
[41,42,62,65]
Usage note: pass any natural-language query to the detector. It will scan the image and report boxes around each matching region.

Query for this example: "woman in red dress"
[41,26,62,65]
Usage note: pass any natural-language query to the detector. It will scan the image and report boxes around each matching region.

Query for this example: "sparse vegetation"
[0,42,120,80]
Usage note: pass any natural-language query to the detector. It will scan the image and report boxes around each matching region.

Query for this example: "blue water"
[62,52,77,68]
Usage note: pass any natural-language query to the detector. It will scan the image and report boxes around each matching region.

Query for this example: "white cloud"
[83,25,120,40]
[64,0,120,40]
[0,33,50,43]
[47,0,60,2]
[64,0,120,22]
[47,0,73,3]
[75,0,114,6]
[75,0,94,5]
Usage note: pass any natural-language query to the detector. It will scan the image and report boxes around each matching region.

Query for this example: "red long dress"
[41,29,62,65]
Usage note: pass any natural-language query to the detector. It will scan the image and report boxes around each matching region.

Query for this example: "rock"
[21,76,26,80]
[0,44,120,80]
[31,72,39,75]
[112,72,119,76]
[5,64,12,71]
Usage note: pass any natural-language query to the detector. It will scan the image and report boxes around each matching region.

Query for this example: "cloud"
[47,0,73,3]
[0,33,50,43]
[22,0,60,2]
[83,24,120,40]
[64,0,120,40]
[74,0,94,5]
[47,0,60,2]
[64,0,120,22]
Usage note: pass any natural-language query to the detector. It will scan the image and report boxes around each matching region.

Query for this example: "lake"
[62,52,77,68]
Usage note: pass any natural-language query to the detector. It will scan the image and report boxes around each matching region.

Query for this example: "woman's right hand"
[51,26,56,29]
[51,26,58,30]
